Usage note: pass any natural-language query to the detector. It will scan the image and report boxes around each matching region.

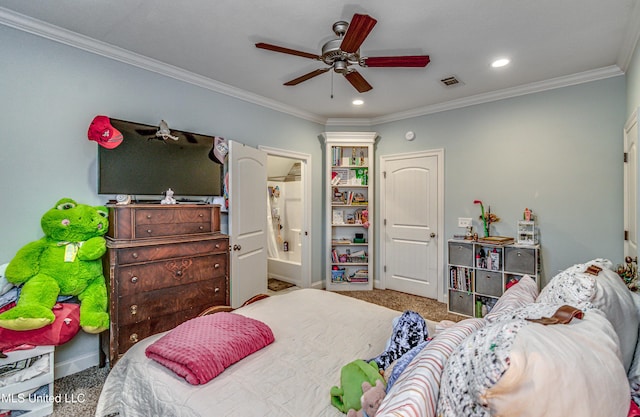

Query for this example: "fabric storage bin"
[475,270,503,297]
[448,290,473,316]
[504,247,536,275]
[448,242,473,267]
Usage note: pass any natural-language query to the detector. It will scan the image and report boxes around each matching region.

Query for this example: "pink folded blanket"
[145,312,275,385]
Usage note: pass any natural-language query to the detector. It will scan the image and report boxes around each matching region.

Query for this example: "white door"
[229,141,268,308]
[624,109,639,259]
[381,150,443,300]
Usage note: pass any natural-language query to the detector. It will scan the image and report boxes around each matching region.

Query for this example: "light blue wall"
[627,38,640,115]
[0,24,325,269]
[373,76,627,286]
[0,25,323,370]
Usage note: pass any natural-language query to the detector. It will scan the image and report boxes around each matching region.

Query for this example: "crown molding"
[0,7,327,125]
[324,118,373,127]
[371,65,624,125]
[0,7,628,129]
[617,0,640,72]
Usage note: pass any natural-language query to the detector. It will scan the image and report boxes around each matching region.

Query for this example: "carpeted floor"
[50,288,463,416]
[52,364,110,416]
[336,288,465,323]
[267,278,295,292]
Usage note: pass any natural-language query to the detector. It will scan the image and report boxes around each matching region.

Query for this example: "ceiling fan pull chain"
[330,70,334,99]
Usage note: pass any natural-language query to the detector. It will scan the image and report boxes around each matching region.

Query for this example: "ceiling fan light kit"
[255,13,430,93]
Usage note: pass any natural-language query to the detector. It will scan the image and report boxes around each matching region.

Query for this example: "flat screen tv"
[98,119,223,198]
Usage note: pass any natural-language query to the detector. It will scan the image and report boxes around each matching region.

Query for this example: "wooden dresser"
[100,203,229,367]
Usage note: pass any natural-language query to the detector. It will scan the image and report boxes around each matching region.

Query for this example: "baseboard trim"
[54,351,100,379]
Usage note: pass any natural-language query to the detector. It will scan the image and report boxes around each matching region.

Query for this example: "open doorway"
[260,146,311,289]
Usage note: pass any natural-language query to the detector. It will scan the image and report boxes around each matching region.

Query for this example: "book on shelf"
[449,266,472,292]
[332,238,352,244]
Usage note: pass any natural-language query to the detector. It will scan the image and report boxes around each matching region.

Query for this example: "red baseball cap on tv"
[88,115,123,149]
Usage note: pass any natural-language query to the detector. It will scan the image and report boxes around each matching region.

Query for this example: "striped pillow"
[484,275,538,322]
[376,318,485,417]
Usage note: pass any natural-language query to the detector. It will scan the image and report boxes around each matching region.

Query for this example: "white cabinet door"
[229,141,267,307]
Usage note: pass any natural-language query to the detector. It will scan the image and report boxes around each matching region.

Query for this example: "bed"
[96,259,640,417]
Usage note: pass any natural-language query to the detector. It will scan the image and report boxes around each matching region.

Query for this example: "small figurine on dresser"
[161,188,177,205]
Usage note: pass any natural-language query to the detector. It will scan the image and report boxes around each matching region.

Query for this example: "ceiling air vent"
[440,76,462,87]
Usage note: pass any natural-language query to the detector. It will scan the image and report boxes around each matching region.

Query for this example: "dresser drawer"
[475,270,503,297]
[448,241,473,266]
[115,239,228,265]
[135,207,211,225]
[107,204,221,240]
[117,279,226,326]
[504,247,537,275]
[118,307,204,354]
[117,254,227,295]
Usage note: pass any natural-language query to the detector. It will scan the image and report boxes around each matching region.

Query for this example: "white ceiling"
[1,1,638,124]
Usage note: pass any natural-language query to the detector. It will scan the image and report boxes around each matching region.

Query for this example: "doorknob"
[430,233,436,238]
[233,244,242,251]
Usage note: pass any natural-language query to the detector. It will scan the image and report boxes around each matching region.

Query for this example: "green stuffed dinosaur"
[0,198,110,334]
[330,359,386,413]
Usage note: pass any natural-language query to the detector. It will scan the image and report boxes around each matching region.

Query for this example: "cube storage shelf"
[0,345,54,417]
[323,132,377,291]
[447,239,540,317]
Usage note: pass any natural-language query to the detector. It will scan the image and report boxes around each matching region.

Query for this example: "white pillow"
[538,259,639,371]
[484,309,629,417]
[437,308,629,417]
[626,291,640,404]
[377,318,485,417]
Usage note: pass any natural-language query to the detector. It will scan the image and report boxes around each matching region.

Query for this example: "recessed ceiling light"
[352,99,364,106]
[491,58,510,68]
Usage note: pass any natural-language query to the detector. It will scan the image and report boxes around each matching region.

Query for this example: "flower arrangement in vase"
[474,200,500,237]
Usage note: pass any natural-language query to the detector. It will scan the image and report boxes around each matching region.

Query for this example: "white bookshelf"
[323,132,377,291]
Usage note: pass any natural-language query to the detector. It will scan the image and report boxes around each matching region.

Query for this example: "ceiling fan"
[255,13,430,93]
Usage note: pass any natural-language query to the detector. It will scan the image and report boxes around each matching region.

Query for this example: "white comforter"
[95,289,416,417]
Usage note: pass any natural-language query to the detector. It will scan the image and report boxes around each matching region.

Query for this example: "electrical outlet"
[458,217,472,228]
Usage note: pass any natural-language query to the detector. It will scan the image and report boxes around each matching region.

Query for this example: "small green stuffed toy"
[0,198,110,334]
[330,359,386,413]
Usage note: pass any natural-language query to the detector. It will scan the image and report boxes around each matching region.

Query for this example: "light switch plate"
[458,217,472,228]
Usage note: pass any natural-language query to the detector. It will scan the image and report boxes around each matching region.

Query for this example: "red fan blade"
[363,55,431,67]
[284,68,330,86]
[340,14,377,53]
[255,42,320,60]
[344,70,373,93]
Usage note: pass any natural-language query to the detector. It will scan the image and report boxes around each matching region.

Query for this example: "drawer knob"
[214,263,220,269]
[176,270,183,277]
[146,214,152,219]
[199,226,204,230]
[199,213,204,217]
[132,252,139,259]
[130,333,139,343]
[147,229,153,234]
[130,305,138,315]
[131,276,138,284]
[215,287,220,293]
[215,243,221,249]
